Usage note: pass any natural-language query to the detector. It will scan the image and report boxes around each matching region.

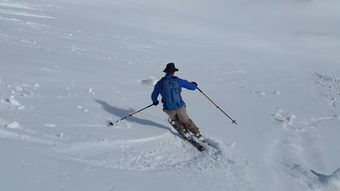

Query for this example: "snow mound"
[273,107,298,130]
[7,95,21,106]
[4,121,21,129]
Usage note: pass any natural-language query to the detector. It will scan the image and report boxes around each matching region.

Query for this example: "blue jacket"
[151,74,197,110]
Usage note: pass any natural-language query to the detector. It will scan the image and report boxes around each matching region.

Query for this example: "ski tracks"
[57,130,254,190]
[252,73,340,191]
[0,0,57,47]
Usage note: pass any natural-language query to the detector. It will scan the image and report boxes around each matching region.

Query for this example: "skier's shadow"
[95,100,171,131]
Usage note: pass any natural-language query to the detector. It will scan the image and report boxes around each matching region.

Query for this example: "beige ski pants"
[164,106,200,134]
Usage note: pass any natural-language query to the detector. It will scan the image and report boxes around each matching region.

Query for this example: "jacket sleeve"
[151,80,162,103]
[178,78,197,90]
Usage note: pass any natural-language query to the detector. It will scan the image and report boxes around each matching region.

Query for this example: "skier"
[151,63,204,141]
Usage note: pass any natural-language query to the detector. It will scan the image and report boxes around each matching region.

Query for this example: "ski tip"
[198,146,206,152]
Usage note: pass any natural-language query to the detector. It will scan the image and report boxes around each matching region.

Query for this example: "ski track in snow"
[0,1,43,11]
[272,110,340,191]
[0,0,173,63]
[59,131,239,171]
[244,73,340,191]
[0,9,54,19]
[58,131,254,190]
[0,128,57,145]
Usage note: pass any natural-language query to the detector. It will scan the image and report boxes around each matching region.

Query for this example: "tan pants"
[164,106,200,134]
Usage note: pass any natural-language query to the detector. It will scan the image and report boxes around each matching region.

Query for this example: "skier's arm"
[151,81,161,103]
[178,78,197,90]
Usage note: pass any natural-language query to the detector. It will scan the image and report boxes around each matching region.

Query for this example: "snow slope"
[1,0,340,190]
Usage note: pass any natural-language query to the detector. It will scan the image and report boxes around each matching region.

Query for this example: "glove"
[191,81,198,86]
[153,101,159,106]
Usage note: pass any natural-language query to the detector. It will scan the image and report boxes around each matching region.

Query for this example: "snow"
[7,95,20,105]
[4,121,21,129]
[1,0,340,190]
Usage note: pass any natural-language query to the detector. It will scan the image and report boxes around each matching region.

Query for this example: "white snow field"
[1,0,340,190]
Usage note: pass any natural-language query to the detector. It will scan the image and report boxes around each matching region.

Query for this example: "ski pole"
[197,87,238,125]
[113,103,154,124]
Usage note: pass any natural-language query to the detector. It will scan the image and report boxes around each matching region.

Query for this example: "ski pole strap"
[197,87,237,125]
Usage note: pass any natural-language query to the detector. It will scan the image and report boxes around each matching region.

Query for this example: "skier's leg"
[163,109,185,131]
[176,106,200,134]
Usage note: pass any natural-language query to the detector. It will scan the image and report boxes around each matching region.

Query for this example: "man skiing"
[151,63,204,141]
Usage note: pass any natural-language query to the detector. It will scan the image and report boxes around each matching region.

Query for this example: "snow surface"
[1,0,340,190]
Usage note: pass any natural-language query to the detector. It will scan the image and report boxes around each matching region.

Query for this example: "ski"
[177,129,205,151]
[187,138,206,152]
[168,119,205,152]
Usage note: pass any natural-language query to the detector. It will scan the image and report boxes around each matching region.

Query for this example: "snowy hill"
[1,0,340,190]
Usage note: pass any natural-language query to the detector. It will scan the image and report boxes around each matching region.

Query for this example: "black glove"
[153,101,159,106]
[191,81,198,86]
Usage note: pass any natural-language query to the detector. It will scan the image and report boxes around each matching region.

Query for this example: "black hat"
[163,63,179,73]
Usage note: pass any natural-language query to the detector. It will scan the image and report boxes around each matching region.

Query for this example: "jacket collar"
[164,73,175,79]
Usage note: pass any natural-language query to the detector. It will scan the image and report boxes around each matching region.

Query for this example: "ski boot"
[179,128,191,140]
[194,132,205,142]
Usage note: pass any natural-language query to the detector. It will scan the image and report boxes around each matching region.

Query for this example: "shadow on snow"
[95,99,171,131]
